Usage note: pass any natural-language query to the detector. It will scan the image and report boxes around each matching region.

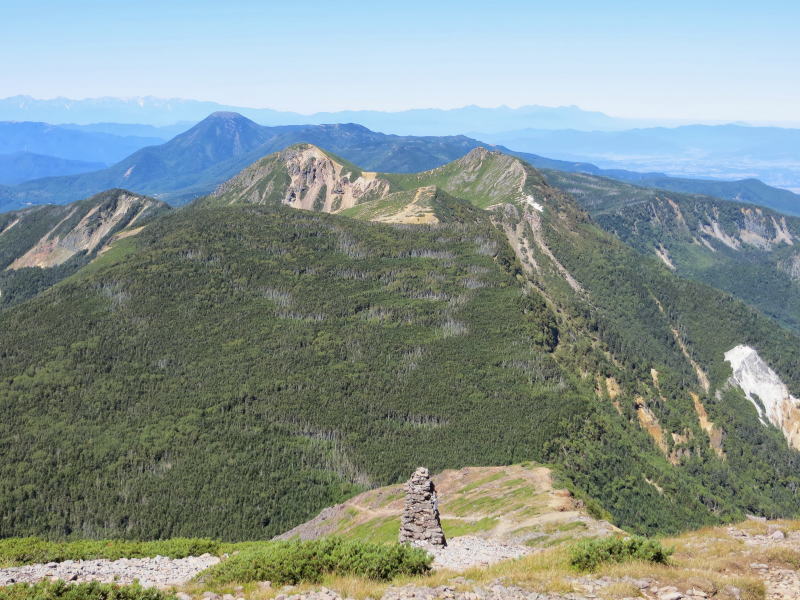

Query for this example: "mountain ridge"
[2,112,796,218]
[0,121,163,164]
[0,151,104,185]
[0,96,631,132]
[3,145,800,541]
[4,123,800,341]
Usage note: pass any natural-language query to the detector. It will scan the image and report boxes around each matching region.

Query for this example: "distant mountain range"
[0,113,485,208]
[60,121,192,140]
[2,95,798,194]
[1,112,798,218]
[0,95,658,132]
[0,152,104,185]
[0,121,163,163]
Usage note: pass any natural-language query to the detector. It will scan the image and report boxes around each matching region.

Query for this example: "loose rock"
[0,554,219,588]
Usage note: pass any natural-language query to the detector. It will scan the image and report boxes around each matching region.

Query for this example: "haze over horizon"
[4,94,799,129]
[2,0,797,124]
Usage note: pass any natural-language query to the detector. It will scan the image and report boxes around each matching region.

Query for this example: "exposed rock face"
[212,144,390,212]
[778,252,800,282]
[6,190,164,270]
[399,467,446,547]
[659,203,796,253]
[725,345,800,450]
[282,146,390,212]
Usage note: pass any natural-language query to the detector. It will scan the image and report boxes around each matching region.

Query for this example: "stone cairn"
[399,467,447,547]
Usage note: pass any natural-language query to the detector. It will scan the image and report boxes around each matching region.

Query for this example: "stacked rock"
[399,467,447,547]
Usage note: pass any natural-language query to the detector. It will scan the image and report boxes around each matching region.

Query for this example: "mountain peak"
[157,111,271,166]
[462,146,498,161]
[211,143,390,212]
[206,110,250,121]
[184,111,260,133]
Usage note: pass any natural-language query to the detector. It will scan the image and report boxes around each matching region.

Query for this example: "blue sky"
[2,0,798,121]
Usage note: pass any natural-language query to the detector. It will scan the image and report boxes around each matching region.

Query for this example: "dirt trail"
[376,186,439,225]
[277,464,618,550]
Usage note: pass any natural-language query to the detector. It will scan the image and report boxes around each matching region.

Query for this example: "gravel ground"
[1,527,795,600]
[732,526,800,600]
[0,554,220,588]
[426,536,531,571]
[278,579,713,600]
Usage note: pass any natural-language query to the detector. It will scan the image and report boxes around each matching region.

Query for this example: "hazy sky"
[2,0,798,122]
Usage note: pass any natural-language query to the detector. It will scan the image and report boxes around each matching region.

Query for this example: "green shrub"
[568,536,673,571]
[0,538,220,566]
[200,538,432,585]
[0,581,175,600]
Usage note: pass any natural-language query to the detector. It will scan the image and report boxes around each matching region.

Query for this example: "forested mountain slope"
[211,143,800,332]
[543,168,800,332]
[0,189,168,307]
[2,148,800,543]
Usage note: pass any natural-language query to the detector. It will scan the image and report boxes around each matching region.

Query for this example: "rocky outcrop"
[399,467,446,547]
[691,392,725,458]
[778,252,800,282]
[212,144,390,212]
[6,190,165,270]
[725,345,800,450]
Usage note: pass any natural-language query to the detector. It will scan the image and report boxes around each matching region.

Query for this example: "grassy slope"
[283,519,795,600]
[277,463,618,548]
[384,150,533,209]
[5,520,800,600]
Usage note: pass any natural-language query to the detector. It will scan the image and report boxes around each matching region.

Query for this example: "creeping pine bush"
[0,581,175,600]
[0,538,220,566]
[200,538,432,585]
[569,536,673,571]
